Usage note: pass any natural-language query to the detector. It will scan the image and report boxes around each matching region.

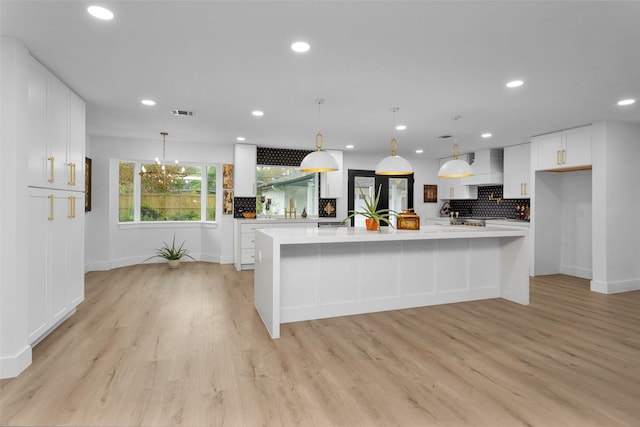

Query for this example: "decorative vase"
[168,260,180,269]
[365,218,379,231]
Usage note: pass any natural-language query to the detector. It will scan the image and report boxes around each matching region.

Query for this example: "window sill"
[118,221,218,230]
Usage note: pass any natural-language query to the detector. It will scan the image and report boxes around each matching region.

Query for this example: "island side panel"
[254,230,280,338]
[500,234,530,304]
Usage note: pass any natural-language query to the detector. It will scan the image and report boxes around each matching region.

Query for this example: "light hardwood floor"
[2,263,639,426]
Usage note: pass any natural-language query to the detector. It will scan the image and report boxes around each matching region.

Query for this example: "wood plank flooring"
[1,263,639,426]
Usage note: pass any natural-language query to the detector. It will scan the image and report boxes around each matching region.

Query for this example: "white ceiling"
[2,1,639,158]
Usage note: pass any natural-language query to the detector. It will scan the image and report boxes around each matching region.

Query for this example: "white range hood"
[461,148,504,186]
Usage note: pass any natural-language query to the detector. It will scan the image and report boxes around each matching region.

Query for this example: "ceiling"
[2,1,639,158]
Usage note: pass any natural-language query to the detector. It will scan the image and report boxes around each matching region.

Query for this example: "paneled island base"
[254,225,529,338]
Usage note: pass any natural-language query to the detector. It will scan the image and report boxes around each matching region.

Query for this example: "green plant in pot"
[341,184,397,231]
[144,234,195,268]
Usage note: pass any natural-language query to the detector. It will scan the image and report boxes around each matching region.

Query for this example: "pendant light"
[139,132,186,188]
[299,99,338,173]
[438,116,473,178]
[375,107,413,175]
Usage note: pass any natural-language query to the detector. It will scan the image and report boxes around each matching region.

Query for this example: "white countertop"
[424,217,530,227]
[234,217,342,225]
[256,224,526,244]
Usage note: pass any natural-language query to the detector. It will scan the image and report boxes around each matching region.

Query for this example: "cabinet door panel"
[28,194,50,342]
[68,195,85,306]
[48,78,70,188]
[68,92,85,190]
[234,144,257,197]
[563,126,591,168]
[28,60,49,187]
[534,132,562,170]
[504,144,531,199]
[50,195,70,323]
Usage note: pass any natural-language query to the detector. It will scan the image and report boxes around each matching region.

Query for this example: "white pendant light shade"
[375,140,413,175]
[438,143,473,178]
[300,138,339,172]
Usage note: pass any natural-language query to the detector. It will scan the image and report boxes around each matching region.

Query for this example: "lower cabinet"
[28,188,84,344]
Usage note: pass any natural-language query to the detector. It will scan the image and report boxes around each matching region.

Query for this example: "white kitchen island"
[254,225,529,338]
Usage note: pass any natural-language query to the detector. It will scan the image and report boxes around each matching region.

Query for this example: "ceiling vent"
[438,134,452,139]
[170,109,194,117]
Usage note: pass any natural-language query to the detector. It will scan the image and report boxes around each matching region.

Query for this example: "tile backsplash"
[448,186,529,220]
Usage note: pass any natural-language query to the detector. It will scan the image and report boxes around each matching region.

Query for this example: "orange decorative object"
[397,209,420,230]
[365,218,379,231]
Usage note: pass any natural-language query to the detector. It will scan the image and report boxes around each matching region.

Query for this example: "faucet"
[489,193,503,204]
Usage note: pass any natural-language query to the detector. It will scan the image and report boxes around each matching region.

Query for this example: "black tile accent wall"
[233,197,256,218]
[449,186,529,220]
[256,147,312,166]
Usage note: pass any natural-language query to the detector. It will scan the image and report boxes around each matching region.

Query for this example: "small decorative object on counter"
[301,207,307,218]
[397,209,420,230]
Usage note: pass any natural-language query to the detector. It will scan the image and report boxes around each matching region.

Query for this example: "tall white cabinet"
[27,56,85,345]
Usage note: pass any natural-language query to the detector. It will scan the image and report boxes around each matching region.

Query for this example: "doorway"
[347,169,414,228]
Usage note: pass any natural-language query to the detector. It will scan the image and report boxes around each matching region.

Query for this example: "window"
[256,166,317,216]
[118,161,217,223]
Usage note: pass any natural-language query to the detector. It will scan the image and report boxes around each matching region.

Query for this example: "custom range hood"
[460,148,504,186]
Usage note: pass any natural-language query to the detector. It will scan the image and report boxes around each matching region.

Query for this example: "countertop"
[234,217,343,225]
[424,217,530,227]
[256,224,526,245]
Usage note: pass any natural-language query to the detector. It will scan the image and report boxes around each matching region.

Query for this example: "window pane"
[256,166,316,216]
[206,166,216,221]
[119,161,134,222]
[140,164,202,221]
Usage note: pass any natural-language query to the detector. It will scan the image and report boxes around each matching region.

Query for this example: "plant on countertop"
[144,234,195,263]
[341,184,397,231]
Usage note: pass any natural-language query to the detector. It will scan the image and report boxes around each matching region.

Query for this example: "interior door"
[347,170,414,228]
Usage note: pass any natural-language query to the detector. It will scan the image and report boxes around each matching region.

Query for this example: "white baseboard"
[85,253,230,272]
[560,265,592,280]
[591,278,640,294]
[0,345,31,379]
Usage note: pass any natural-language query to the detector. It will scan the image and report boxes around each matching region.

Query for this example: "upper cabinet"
[438,154,478,200]
[27,57,85,191]
[532,125,591,171]
[234,144,257,197]
[320,150,343,198]
[503,143,531,199]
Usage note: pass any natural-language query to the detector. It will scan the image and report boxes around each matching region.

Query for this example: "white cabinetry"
[28,188,84,344]
[503,143,531,199]
[26,55,85,345]
[438,154,478,200]
[320,150,343,198]
[234,144,257,197]
[533,125,591,171]
[27,58,84,190]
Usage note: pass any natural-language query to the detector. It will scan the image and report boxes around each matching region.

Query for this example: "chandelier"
[139,132,186,189]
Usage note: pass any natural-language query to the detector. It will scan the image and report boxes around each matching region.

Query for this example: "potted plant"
[341,184,397,231]
[144,234,195,268]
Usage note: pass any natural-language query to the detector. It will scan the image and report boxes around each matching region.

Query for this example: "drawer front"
[241,223,273,233]
[241,232,255,249]
[241,248,255,264]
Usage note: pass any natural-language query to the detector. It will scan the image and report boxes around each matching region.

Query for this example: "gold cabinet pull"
[68,162,76,186]
[48,156,55,183]
[48,195,54,220]
[556,150,561,165]
[562,149,566,164]
[449,187,454,198]
[520,183,523,195]
[68,196,76,218]
[523,182,527,195]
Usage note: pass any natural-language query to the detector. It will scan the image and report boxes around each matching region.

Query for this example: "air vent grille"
[438,135,452,139]
[171,110,194,116]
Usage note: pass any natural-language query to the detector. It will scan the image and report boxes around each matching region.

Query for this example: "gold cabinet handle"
[523,182,527,195]
[48,195,54,220]
[48,156,55,183]
[556,150,561,165]
[68,162,76,186]
[562,149,566,164]
[520,183,523,195]
[68,196,76,218]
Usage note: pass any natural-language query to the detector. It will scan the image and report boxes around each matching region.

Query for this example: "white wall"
[85,135,234,271]
[0,38,32,378]
[591,121,640,293]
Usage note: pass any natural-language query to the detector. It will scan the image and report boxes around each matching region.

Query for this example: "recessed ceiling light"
[291,41,310,53]
[415,149,424,154]
[396,125,407,131]
[617,99,636,106]
[506,80,524,88]
[87,5,114,20]
[236,137,246,141]
[481,133,492,138]
[252,110,264,117]
[345,144,354,149]
[141,99,156,106]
